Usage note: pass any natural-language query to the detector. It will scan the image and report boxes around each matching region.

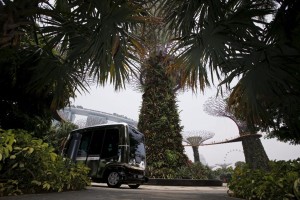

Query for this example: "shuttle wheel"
[107,171,122,188]
[128,184,140,189]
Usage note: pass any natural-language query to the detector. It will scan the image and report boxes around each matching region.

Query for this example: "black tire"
[107,171,122,188]
[128,184,140,189]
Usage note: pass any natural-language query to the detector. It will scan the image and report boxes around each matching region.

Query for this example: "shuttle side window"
[89,129,105,155]
[101,128,119,159]
[77,132,92,156]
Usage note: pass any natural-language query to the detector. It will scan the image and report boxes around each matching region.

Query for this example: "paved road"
[1,184,233,200]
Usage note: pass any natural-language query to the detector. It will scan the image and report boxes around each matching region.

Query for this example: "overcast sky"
[72,84,300,167]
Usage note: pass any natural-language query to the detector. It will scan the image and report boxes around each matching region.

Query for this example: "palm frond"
[163,0,274,92]
[39,0,149,90]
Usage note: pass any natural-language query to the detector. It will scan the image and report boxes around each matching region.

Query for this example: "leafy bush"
[176,163,212,179]
[209,167,234,182]
[0,129,91,196]
[146,150,190,178]
[228,159,300,200]
[147,162,212,179]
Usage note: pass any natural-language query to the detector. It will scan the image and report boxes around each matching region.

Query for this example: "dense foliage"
[0,129,91,196]
[228,160,300,200]
[161,0,300,144]
[146,161,214,180]
[175,163,213,180]
[210,166,234,183]
[0,47,67,134]
[138,55,188,178]
[0,0,148,134]
[1,2,299,198]
[1,0,299,146]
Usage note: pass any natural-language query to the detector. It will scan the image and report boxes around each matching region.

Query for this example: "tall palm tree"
[161,0,300,144]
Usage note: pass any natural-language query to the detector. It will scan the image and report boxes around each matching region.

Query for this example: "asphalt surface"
[0,183,234,200]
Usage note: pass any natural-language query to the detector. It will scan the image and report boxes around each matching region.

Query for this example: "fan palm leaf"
[163,0,300,141]
[39,0,148,90]
[226,1,300,129]
[163,0,272,92]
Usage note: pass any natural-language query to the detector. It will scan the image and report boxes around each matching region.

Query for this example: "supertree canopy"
[183,130,215,163]
[183,130,215,146]
[203,95,270,171]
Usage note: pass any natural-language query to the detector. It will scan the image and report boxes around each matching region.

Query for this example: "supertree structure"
[203,94,270,170]
[203,94,247,133]
[183,130,215,163]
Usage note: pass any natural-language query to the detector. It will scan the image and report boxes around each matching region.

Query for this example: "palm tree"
[0,0,148,132]
[161,0,300,144]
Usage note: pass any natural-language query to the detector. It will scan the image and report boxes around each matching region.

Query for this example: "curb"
[145,178,223,186]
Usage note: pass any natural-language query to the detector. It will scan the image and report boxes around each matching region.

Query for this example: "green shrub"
[147,162,212,179]
[0,129,91,196]
[228,159,300,200]
[209,166,234,182]
[176,163,212,179]
[146,150,190,179]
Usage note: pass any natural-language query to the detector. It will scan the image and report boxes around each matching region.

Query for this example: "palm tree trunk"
[241,137,269,171]
[192,146,200,163]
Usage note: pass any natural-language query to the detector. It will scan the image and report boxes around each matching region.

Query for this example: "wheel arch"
[103,165,125,179]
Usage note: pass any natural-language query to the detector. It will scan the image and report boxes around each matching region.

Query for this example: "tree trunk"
[192,146,200,163]
[241,136,270,171]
